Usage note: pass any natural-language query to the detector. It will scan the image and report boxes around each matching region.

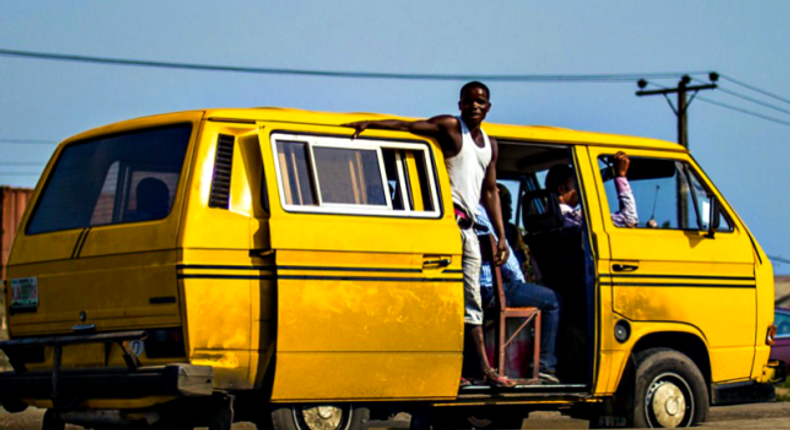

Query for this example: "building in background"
[1,186,33,281]
[777,276,790,308]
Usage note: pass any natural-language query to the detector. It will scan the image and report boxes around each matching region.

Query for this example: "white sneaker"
[539,372,561,384]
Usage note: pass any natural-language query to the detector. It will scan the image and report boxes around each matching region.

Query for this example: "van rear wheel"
[631,348,708,428]
[271,404,369,430]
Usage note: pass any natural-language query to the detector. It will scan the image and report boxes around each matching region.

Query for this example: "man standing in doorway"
[342,82,514,387]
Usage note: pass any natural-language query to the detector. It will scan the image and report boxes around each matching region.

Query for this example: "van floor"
[458,383,588,399]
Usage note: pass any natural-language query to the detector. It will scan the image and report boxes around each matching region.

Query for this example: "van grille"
[209,134,234,209]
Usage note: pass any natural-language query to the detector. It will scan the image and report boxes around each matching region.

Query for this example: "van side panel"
[179,122,272,389]
[260,124,464,402]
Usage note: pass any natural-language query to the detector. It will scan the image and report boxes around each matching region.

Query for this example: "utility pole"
[636,73,718,148]
[636,73,718,226]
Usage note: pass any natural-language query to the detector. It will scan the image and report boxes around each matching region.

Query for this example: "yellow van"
[1,108,785,430]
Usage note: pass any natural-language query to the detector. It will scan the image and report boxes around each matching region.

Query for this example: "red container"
[1,186,33,281]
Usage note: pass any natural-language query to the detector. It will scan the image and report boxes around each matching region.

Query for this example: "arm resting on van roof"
[342,116,461,155]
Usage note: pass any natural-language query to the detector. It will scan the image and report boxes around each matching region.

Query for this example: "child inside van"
[546,151,638,228]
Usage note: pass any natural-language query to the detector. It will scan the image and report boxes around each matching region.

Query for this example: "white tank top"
[445,117,492,221]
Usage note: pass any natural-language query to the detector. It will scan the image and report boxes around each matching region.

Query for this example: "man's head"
[545,164,579,207]
[496,183,513,221]
[137,177,170,218]
[458,81,491,127]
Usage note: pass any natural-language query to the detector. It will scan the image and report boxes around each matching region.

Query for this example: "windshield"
[27,124,191,235]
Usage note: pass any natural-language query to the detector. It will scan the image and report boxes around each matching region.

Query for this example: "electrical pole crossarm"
[636,84,717,96]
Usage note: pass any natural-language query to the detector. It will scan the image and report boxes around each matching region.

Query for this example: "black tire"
[271,404,370,430]
[631,348,709,428]
[207,394,234,430]
[42,410,65,430]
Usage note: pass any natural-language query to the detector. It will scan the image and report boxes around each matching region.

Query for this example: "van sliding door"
[259,123,464,402]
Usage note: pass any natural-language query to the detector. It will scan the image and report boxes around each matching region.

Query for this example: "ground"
[1,402,790,430]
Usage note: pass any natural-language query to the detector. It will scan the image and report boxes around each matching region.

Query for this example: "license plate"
[10,277,38,308]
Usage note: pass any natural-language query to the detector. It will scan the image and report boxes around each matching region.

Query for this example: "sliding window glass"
[312,147,387,206]
[276,140,316,206]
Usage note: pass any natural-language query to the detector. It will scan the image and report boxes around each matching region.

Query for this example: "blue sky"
[2,1,789,273]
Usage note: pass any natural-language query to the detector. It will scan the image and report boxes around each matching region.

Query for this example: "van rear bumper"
[0,331,213,412]
[0,364,213,402]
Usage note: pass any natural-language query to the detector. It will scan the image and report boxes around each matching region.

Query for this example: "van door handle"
[613,264,639,272]
[423,258,451,268]
[249,248,275,258]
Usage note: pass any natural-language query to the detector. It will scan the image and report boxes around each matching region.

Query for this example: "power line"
[0,48,710,82]
[0,162,45,166]
[641,78,790,129]
[0,172,41,176]
[691,77,790,117]
[769,255,790,265]
[0,138,57,145]
[717,86,790,116]
[695,95,790,128]
[720,74,790,107]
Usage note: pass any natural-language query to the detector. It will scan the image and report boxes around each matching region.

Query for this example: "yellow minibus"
[1,108,785,429]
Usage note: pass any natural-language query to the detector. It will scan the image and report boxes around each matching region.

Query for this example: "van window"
[382,149,407,210]
[277,140,316,206]
[410,150,436,212]
[272,133,440,217]
[27,125,191,234]
[312,147,387,206]
[597,155,732,231]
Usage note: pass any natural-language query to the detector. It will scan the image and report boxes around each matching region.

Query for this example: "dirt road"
[1,402,789,430]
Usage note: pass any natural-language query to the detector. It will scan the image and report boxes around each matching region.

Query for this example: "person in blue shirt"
[476,205,562,384]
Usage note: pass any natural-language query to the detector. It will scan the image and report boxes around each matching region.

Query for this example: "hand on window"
[614,151,630,177]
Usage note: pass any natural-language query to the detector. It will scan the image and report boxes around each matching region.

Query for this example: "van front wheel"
[271,404,370,430]
[632,348,709,428]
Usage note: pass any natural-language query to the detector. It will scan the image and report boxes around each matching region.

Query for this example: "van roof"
[66,107,687,152]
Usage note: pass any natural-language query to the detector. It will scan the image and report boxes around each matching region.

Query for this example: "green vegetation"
[777,378,790,402]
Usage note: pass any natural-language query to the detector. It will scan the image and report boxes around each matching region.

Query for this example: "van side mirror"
[706,197,721,238]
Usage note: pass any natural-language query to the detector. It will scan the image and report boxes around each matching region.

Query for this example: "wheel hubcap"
[299,405,348,430]
[645,372,694,428]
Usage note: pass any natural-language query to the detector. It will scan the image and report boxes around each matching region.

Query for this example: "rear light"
[767,325,777,346]
[144,328,185,358]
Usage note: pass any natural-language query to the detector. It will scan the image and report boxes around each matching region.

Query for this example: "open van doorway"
[494,141,596,390]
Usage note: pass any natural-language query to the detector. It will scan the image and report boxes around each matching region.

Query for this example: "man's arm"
[342,116,460,156]
[611,151,639,227]
[479,137,509,265]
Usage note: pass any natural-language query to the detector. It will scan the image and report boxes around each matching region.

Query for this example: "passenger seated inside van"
[475,205,561,384]
[546,151,638,228]
[124,177,171,222]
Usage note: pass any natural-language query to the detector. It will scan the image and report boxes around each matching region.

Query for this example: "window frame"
[270,132,442,218]
[595,152,735,234]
